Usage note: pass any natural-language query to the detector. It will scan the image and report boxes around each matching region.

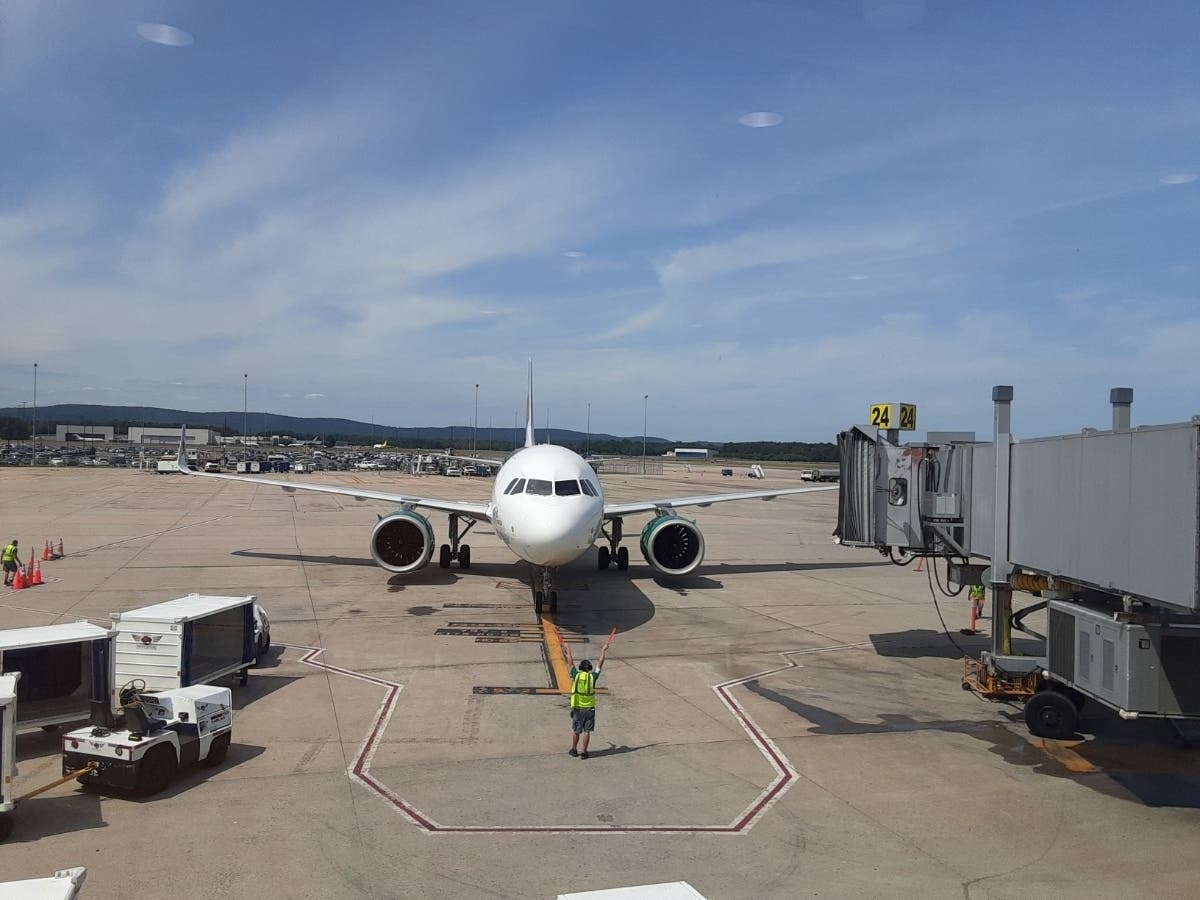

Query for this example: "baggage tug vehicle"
[63,679,233,795]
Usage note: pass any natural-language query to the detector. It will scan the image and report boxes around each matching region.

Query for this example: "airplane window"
[555,480,581,496]
[504,478,525,495]
[525,479,552,495]
[582,481,599,496]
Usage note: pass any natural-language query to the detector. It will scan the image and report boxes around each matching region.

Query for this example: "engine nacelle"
[639,515,705,576]
[370,510,434,573]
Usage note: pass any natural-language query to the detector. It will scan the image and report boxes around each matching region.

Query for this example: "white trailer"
[0,623,113,731]
[1,674,17,838]
[112,595,257,694]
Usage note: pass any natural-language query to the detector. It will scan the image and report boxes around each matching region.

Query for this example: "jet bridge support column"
[986,386,1030,673]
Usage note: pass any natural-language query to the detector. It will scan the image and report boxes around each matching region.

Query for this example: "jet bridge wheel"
[616,546,629,571]
[0,812,13,843]
[1024,689,1078,740]
[598,546,610,570]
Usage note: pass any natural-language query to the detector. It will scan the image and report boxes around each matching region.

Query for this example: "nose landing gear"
[532,566,558,615]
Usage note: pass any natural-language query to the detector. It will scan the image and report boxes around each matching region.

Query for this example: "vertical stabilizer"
[176,425,190,472]
[524,361,536,448]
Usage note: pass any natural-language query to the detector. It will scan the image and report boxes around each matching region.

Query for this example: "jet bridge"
[836,387,1200,740]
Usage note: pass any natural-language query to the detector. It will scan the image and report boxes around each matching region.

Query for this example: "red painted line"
[280,641,867,835]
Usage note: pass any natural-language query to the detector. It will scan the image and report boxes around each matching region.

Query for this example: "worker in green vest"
[562,639,609,760]
[2,539,19,586]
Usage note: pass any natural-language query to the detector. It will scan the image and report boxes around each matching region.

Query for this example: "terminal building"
[54,425,115,442]
[127,426,214,446]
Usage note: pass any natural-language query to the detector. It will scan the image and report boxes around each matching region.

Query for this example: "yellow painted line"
[1034,738,1097,774]
[541,614,572,692]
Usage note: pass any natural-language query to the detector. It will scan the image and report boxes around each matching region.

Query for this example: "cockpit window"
[580,480,598,497]
[525,479,552,496]
[504,478,526,495]
[555,479,581,496]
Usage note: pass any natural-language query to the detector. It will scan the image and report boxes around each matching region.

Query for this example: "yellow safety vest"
[1,544,16,564]
[969,585,985,602]
[570,670,596,709]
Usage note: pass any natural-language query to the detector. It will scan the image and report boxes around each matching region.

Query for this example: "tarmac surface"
[1,465,1198,899]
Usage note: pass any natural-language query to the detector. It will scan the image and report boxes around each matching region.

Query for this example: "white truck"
[62,680,232,795]
[111,595,259,693]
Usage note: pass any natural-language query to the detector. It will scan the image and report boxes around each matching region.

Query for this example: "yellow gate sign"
[868,403,917,431]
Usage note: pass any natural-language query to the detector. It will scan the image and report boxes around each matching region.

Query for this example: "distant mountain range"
[0,403,673,446]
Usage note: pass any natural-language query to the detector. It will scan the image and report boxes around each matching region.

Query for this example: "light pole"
[32,362,38,459]
[642,394,648,475]
[243,373,248,452]
[473,383,479,455]
[586,402,591,458]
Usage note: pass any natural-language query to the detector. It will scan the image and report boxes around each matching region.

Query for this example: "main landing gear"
[438,513,476,570]
[532,566,559,616]
[597,517,629,571]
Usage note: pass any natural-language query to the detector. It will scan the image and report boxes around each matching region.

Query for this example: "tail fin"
[524,360,536,448]
[176,425,191,472]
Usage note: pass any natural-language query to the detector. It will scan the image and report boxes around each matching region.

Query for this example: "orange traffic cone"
[56,538,64,559]
[43,540,51,561]
[31,560,43,586]
[914,556,925,573]
[11,567,25,590]
[28,549,35,573]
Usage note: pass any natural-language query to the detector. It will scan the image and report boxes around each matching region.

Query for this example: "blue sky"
[1,1,1197,441]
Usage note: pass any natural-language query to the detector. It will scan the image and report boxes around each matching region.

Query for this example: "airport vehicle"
[0,868,88,898]
[253,603,271,659]
[112,595,259,692]
[721,468,734,476]
[203,461,222,473]
[62,679,233,795]
[156,455,179,473]
[174,366,835,613]
[444,466,463,477]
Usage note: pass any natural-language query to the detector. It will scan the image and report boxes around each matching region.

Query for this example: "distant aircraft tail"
[176,425,191,472]
[524,361,536,448]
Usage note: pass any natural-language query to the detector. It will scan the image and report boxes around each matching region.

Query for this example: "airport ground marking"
[281,640,879,835]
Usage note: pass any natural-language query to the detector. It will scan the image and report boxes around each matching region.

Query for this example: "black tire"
[598,546,610,570]
[0,812,13,843]
[549,591,559,613]
[616,546,629,571]
[40,724,59,732]
[534,591,544,616]
[459,544,471,569]
[204,731,231,767]
[137,746,177,796]
[439,544,452,569]
[239,667,249,687]
[1025,690,1078,740]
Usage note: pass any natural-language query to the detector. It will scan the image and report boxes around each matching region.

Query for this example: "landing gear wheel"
[534,591,545,616]
[205,732,231,767]
[1025,690,1078,740]
[459,544,471,569]
[439,544,452,569]
[598,546,610,570]
[549,591,559,614]
[616,546,629,571]
[137,746,177,796]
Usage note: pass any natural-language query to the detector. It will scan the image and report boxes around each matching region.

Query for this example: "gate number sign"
[868,403,917,431]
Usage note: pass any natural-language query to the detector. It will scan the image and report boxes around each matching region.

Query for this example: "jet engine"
[370,510,434,573]
[639,515,705,576]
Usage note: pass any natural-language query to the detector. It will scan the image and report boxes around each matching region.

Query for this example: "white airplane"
[175,367,836,614]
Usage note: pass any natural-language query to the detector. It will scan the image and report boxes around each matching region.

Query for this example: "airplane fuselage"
[488,444,605,567]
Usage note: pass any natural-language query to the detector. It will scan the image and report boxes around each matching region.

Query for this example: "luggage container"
[0,623,113,730]
[112,594,256,693]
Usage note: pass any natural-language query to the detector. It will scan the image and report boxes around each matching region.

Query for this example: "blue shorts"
[570,708,595,733]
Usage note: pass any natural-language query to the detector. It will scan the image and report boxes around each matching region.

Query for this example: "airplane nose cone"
[511,506,595,566]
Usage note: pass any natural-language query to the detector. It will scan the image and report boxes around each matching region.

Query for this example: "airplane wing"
[175,440,491,520]
[603,485,836,518]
